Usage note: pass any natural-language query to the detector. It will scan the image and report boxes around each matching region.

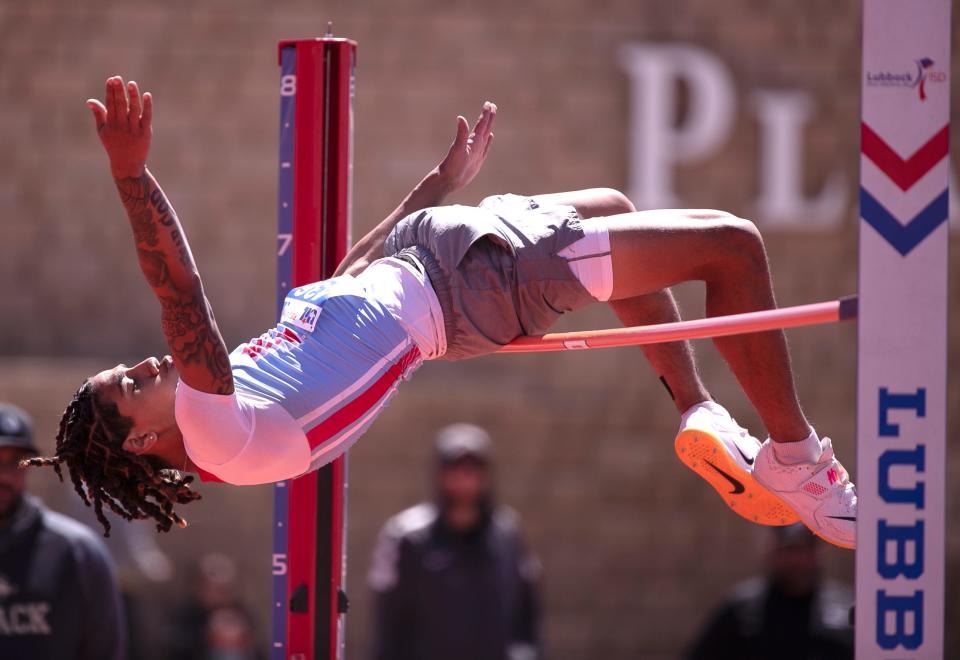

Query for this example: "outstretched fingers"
[106,76,128,126]
[127,81,142,127]
[126,80,153,133]
[471,103,489,134]
[469,101,496,154]
[452,115,469,149]
[141,91,153,128]
[86,99,107,130]
[436,101,498,191]
[88,75,153,178]
[474,102,497,135]
[91,76,152,133]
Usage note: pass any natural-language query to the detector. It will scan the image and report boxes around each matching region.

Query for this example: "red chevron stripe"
[861,122,949,191]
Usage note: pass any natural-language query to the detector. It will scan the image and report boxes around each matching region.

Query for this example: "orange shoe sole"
[675,428,800,526]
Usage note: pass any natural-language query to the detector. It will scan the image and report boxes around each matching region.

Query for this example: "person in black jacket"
[0,402,126,660]
[368,423,542,660]
[686,524,853,660]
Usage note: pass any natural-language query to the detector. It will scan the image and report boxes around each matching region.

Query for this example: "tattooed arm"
[115,171,233,394]
[87,76,233,395]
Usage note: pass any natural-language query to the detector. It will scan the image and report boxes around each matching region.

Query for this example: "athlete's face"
[90,356,179,432]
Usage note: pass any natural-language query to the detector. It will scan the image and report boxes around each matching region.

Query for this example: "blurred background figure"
[202,605,263,660]
[0,402,126,660]
[166,552,264,660]
[66,468,175,660]
[368,423,542,660]
[686,524,853,660]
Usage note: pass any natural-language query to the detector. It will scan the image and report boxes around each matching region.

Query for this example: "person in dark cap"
[686,524,853,660]
[368,423,542,660]
[0,402,126,660]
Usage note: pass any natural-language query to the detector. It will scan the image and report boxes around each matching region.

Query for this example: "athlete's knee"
[595,188,636,214]
[604,188,636,214]
[717,216,768,271]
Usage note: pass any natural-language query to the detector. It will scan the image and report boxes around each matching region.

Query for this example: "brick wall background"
[1,1,957,658]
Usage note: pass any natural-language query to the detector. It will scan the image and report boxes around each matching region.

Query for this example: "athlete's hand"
[86,76,153,179]
[436,101,496,192]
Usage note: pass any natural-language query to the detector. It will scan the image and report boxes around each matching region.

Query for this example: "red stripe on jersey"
[305,346,421,450]
[195,467,225,483]
[280,327,302,344]
[241,327,302,360]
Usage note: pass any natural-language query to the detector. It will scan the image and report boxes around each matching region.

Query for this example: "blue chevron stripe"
[860,187,949,257]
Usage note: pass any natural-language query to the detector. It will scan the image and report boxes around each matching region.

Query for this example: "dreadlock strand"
[68,468,92,507]
[20,378,201,536]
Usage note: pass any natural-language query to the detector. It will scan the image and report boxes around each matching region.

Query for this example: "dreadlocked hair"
[20,380,201,537]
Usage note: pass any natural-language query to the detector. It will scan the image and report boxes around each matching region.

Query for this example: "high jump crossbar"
[499,296,858,353]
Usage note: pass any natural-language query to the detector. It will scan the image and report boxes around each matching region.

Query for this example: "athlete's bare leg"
[608,291,711,413]
[533,189,710,414]
[599,208,810,443]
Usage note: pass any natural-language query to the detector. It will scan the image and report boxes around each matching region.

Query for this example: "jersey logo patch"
[282,299,322,332]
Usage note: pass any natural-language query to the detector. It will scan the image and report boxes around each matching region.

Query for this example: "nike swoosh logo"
[704,459,746,495]
[827,515,857,521]
[734,444,755,466]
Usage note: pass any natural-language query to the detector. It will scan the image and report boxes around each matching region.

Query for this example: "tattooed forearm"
[113,168,234,395]
[114,168,196,293]
[136,249,171,288]
[159,294,234,395]
[116,176,158,247]
[148,186,190,266]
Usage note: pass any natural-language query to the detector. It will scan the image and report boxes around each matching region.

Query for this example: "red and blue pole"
[273,36,356,660]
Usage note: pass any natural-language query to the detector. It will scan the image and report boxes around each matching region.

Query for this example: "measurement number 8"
[280,75,296,97]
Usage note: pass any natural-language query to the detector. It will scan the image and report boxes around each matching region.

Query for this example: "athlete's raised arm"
[87,76,233,395]
[334,101,497,277]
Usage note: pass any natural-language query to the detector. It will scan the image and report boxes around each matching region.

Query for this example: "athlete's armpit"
[159,292,234,395]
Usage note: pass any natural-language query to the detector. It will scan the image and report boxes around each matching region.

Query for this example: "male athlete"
[25,77,855,548]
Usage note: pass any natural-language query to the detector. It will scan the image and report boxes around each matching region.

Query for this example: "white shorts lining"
[558,220,614,302]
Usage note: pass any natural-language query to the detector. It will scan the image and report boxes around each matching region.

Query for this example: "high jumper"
[24,76,856,549]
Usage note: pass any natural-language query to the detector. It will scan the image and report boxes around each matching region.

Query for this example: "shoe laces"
[817,436,835,463]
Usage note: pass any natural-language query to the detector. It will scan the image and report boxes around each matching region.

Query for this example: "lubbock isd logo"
[866,57,946,101]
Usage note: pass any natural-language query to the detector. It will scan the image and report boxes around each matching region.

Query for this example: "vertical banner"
[856,1,950,657]
[273,37,356,660]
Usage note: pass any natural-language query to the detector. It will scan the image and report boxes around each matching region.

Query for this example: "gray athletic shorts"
[385,194,595,361]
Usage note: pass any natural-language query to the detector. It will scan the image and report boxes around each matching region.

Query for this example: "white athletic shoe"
[752,437,857,549]
[674,402,800,526]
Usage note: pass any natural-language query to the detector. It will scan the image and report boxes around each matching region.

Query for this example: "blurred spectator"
[203,605,261,660]
[0,402,126,659]
[368,423,542,660]
[686,524,853,660]
[67,478,175,660]
[67,496,174,582]
[167,552,264,660]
